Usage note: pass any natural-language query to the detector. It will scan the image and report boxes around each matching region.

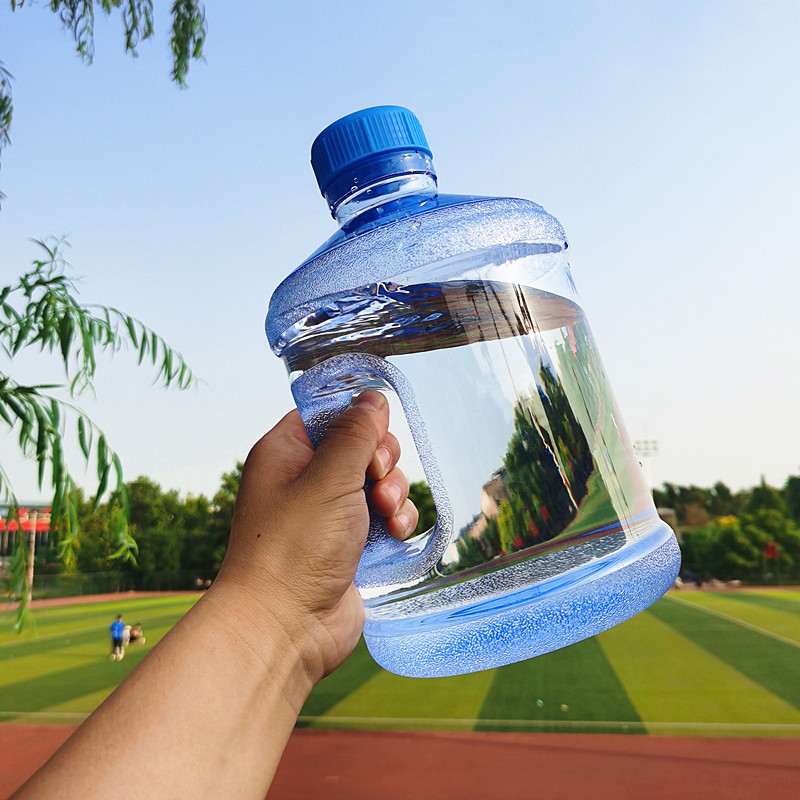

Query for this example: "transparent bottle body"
[268,197,680,676]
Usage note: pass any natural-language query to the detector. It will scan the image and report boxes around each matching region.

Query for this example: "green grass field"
[2,590,799,736]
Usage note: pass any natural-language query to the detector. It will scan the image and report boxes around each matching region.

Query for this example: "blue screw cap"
[311,106,433,202]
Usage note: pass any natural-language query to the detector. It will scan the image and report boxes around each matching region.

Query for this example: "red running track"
[3,725,799,799]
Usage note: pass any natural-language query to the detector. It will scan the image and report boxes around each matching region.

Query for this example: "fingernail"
[374,445,391,477]
[396,510,413,536]
[386,483,402,504]
[353,391,384,411]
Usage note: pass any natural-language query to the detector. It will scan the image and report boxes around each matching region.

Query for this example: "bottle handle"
[290,353,453,589]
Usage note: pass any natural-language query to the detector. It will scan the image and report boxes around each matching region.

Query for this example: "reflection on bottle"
[449,354,608,572]
[281,273,651,583]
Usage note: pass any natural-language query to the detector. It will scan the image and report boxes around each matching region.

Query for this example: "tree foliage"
[0,1,207,196]
[658,473,800,585]
[1,240,195,622]
[407,480,436,537]
[1,2,207,626]
[9,462,800,599]
[0,60,13,203]
[28,466,239,591]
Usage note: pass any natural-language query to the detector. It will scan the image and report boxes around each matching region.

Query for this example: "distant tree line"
[26,465,240,591]
[20,470,800,591]
[654,476,800,585]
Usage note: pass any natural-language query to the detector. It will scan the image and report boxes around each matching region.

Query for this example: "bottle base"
[363,523,680,678]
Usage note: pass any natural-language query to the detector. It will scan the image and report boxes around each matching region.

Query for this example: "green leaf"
[77,415,91,459]
[51,482,64,529]
[112,450,123,483]
[124,314,139,346]
[95,463,111,508]
[97,434,108,481]
[58,310,74,361]
[138,332,148,364]
[48,396,61,431]
[0,398,12,426]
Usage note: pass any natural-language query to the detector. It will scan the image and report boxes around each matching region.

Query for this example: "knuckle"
[328,409,379,447]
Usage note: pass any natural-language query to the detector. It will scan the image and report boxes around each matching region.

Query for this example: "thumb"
[303,391,389,497]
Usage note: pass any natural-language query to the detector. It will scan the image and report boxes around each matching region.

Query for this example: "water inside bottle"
[276,277,657,617]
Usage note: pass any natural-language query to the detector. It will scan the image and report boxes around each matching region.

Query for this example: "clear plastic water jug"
[265,106,680,678]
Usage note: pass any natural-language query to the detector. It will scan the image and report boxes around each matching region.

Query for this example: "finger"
[304,391,390,496]
[238,409,315,498]
[367,465,409,518]
[385,498,419,541]
[366,431,401,481]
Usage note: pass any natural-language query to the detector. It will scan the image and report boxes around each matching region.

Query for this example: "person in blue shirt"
[109,615,125,661]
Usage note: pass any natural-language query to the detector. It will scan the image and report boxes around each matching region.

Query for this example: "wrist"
[200,577,318,714]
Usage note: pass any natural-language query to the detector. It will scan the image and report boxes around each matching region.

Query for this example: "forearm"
[14,394,406,798]
[13,582,313,800]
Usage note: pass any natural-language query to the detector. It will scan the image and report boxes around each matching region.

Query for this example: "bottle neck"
[333,172,438,227]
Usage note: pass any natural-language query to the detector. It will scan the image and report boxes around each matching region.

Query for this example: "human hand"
[213,390,418,683]
[9,392,416,800]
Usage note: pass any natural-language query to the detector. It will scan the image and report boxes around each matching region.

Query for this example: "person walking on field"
[109,615,125,661]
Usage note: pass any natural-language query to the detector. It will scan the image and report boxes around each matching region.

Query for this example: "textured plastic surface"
[265,197,566,347]
[290,353,453,587]
[364,523,680,678]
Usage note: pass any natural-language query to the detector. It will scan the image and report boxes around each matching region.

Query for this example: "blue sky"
[1,1,799,501]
